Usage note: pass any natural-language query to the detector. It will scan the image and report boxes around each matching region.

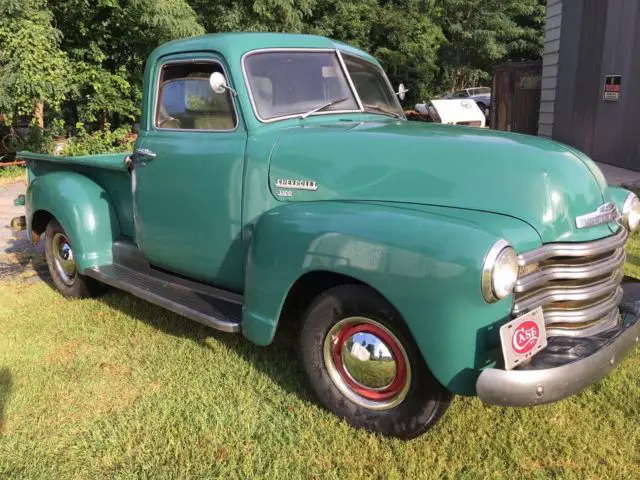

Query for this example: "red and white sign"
[511,320,540,355]
[500,307,547,370]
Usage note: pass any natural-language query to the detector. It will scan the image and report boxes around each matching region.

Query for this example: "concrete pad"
[595,162,640,189]
[0,179,46,280]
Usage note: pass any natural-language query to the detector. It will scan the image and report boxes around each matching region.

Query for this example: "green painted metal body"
[21,33,632,396]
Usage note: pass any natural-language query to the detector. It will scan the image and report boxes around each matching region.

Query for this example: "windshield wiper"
[363,104,402,119]
[299,97,351,119]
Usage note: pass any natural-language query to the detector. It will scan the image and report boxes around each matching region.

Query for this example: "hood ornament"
[575,202,620,229]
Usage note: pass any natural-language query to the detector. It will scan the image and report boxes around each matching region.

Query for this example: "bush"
[61,123,135,156]
[1,123,56,156]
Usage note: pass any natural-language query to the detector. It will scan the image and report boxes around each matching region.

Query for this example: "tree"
[190,0,316,33]
[49,0,204,125]
[306,0,443,105]
[435,0,545,94]
[0,0,69,125]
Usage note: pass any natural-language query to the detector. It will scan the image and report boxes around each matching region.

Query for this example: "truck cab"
[21,33,640,439]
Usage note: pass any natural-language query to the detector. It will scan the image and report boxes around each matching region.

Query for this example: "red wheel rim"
[331,322,408,401]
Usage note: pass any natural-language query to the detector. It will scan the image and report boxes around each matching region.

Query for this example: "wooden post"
[34,102,44,128]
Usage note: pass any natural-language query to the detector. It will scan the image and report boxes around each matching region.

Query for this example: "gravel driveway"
[0,179,46,280]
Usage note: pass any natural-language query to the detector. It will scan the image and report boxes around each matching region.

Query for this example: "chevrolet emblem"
[575,202,620,229]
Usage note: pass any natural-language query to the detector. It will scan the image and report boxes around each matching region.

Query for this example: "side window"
[155,61,237,131]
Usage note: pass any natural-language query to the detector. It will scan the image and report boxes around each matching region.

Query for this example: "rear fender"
[27,171,121,271]
[242,201,533,394]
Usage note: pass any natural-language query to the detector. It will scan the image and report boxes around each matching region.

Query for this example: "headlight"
[482,240,518,302]
[622,192,640,232]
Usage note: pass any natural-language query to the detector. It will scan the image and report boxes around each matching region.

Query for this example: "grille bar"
[513,228,627,338]
[514,248,625,293]
[542,287,623,324]
[546,309,621,338]
[513,269,623,315]
[517,227,627,266]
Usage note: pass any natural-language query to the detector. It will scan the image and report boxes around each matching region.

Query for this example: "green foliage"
[435,0,545,93]
[49,0,204,124]
[306,0,442,105]
[61,123,135,156]
[0,0,545,127]
[190,0,316,33]
[0,0,70,120]
[2,123,56,155]
[0,164,25,179]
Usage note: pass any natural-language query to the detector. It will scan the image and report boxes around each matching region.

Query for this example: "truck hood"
[267,120,616,243]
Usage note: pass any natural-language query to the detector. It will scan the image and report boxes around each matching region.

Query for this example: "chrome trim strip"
[512,269,624,315]
[481,239,512,303]
[336,50,364,112]
[542,287,623,325]
[153,57,240,132]
[476,311,640,407]
[515,248,626,293]
[517,228,628,267]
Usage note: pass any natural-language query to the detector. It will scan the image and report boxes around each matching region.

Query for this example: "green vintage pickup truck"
[20,33,640,439]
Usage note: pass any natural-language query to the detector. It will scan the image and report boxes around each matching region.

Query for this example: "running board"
[86,264,242,333]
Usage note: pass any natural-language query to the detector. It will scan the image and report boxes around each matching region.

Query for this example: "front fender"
[27,171,121,271]
[242,201,540,395]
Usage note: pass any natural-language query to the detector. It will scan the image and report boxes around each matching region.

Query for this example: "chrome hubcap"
[52,233,77,286]
[324,317,411,410]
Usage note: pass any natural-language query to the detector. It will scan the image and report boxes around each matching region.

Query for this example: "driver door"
[132,54,246,292]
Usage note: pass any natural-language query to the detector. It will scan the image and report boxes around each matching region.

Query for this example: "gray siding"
[537,0,563,137]
[552,0,640,170]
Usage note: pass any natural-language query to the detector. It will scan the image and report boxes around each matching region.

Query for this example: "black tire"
[44,218,103,298]
[477,102,489,118]
[298,284,453,439]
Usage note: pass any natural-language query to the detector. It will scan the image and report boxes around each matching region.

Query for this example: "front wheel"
[44,218,103,298]
[299,285,452,439]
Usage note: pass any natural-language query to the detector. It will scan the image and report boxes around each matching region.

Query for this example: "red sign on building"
[604,75,621,101]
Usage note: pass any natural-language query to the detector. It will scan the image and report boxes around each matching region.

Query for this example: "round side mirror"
[209,72,228,94]
[396,83,409,101]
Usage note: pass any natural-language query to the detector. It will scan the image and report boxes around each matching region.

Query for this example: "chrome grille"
[513,228,628,337]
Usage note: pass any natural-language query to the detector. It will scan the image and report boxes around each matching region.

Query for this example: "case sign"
[603,75,621,101]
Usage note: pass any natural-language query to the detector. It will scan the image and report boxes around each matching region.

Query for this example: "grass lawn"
[0,165,25,186]
[0,235,639,478]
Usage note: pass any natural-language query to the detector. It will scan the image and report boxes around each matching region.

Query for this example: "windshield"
[468,87,491,95]
[341,53,404,118]
[244,51,359,120]
[243,50,403,121]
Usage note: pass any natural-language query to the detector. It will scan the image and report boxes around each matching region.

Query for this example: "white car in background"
[414,99,486,128]
[441,87,491,116]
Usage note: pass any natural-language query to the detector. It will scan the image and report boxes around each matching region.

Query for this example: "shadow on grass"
[2,232,308,400]
[97,291,311,402]
[0,368,12,435]
[1,233,49,284]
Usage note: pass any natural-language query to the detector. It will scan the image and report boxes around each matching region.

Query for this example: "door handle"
[134,148,157,159]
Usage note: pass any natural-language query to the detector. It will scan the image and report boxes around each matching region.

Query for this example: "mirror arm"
[224,85,238,97]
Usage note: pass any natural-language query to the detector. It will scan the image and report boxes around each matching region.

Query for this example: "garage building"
[538,0,640,171]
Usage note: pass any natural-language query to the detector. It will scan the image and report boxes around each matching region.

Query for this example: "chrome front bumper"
[476,283,640,407]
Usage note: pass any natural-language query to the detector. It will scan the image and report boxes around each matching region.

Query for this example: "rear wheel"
[477,102,490,118]
[299,285,452,439]
[44,219,102,298]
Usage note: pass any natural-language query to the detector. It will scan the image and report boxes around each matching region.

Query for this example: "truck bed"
[20,151,136,238]
[18,151,129,171]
